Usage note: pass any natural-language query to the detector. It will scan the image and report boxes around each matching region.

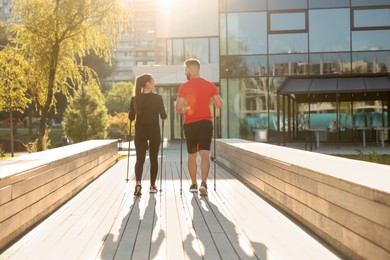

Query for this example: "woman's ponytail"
[134,73,153,114]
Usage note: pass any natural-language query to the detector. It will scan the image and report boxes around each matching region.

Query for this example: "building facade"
[138,0,390,143]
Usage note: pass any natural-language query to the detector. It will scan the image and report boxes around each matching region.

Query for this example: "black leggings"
[134,128,161,186]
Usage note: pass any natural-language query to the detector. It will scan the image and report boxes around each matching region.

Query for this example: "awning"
[278,75,390,102]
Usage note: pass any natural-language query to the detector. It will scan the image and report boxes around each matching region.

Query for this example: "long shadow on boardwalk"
[100,194,164,259]
[187,195,267,259]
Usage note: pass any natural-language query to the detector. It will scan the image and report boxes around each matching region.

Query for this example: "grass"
[333,150,390,165]
[0,127,65,148]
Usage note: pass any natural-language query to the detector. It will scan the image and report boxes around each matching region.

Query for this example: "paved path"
[1,142,343,259]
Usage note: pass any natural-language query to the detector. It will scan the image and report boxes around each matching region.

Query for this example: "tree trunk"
[37,43,59,151]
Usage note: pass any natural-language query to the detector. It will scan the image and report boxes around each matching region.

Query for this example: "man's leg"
[199,150,210,183]
[188,152,198,185]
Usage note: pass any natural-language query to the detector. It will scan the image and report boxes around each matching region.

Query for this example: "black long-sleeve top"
[128,93,167,129]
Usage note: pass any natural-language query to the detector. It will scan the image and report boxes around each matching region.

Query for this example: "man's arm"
[212,95,223,109]
[175,97,185,114]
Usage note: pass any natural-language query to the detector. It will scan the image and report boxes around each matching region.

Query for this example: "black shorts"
[183,120,213,154]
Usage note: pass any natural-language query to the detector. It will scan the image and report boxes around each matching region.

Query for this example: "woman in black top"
[128,74,167,196]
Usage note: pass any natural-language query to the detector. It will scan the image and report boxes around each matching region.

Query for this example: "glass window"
[226,78,271,140]
[309,9,350,52]
[352,0,390,6]
[210,38,219,64]
[268,0,307,10]
[269,54,309,76]
[269,12,306,32]
[167,40,172,65]
[352,51,390,73]
[227,12,267,55]
[352,30,390,51]
[220,14,227,56]
[173,39,184,65]
[184,38,208,64]
[269,33,308,54]
[353,8,390,29]
[226,0,266,12]
[220,55,268,77]
[309,53,351,75]
[309,0,349,8]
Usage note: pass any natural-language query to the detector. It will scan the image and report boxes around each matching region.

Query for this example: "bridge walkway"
[1,142,342,260]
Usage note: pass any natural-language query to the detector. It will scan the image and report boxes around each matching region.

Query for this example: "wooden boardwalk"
[1,145,343,260]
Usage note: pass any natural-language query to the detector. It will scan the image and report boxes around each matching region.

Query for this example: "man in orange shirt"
[176,58,223,196]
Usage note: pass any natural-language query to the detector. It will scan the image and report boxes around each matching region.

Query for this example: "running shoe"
[134,184,142,197]
[189,183,198,193]
[149,185,158,193]
[199,182,208,196]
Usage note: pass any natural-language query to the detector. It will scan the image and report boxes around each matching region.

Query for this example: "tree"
[0,46,31,156]
[10,0,129,150]
[107,112,133,141]
[62,77,108,143]
[0,23,10,50]
[105,81,133,115]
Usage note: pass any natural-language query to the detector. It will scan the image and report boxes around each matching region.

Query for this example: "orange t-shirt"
[178,78,219,124]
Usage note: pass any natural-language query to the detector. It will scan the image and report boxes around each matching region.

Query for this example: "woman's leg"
[148,135,161,186]
[134,135,148,182]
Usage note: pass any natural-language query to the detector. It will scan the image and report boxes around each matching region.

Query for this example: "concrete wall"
[216,139,390,259]
[0,140,118,251]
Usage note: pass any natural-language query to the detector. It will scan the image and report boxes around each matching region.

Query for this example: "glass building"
[136,0,390,144]
[218,0,390,144]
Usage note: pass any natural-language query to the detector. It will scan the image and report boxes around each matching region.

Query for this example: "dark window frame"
[268,10,308,34]
[351,6,390,31]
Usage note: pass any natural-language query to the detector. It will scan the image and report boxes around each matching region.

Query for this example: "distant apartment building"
[0,0,12,22]
[106,0,157,83]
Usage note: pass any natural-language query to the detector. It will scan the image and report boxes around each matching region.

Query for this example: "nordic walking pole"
[180,114,183,196]
[126,121,132,182]
[159,120,164,192]
[213,106,217,191]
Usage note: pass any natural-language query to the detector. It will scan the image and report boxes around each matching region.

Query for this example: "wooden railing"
[0,140,118,251]
[216,139,390,259]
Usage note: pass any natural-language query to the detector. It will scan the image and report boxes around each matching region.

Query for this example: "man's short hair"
[184,58,200,69]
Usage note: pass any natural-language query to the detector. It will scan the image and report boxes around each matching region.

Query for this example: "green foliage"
[107,112,133,140]
[105,81,133,115]
[62,79,108,143]
[0,46,31,112]
[0,144,5,158]
[9,0,130,150]
[0,23,10,49]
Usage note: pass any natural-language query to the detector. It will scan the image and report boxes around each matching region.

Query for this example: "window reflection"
[226,0,266,12]
[220,56,267,77]
[269,33,308,54]
[173,39,184,64]
[184,38,208,64]
[268,0,307,10]
[352,51,390,73]
[352,0,390,7]
[270,12,306,32]
[227,12,267,55]
[352,30,390,51]
[226,77,278,140]
[220,13,227,55]
[309,9,350,52]
[309,53,351,75]
[309,0,349,8]
[166,37,219,65]
[269,54,309,76]
[210,38,219,64]
[353,8,390,28]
